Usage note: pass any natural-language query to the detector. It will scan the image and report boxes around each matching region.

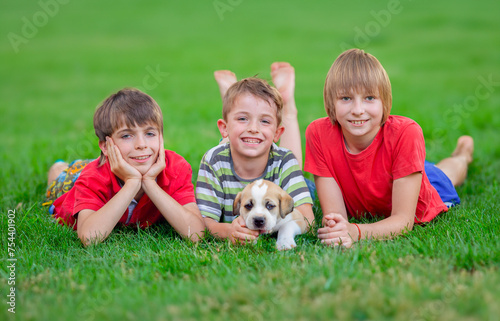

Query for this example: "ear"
[233,191,242,216]
[273,125,285,143]
[98,140,108,157]
[278,190,294,218]
[217,119,229,139]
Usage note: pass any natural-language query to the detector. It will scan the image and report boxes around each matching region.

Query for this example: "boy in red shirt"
[304,49,474,248]
[45,88,205,246]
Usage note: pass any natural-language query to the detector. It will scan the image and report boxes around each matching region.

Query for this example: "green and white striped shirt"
[196,143,312,222]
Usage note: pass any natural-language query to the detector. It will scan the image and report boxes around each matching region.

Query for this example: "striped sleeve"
[195,144,245,223]
[195,148,225,221]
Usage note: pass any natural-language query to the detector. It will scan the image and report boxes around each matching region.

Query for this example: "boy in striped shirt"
[196,74,314,245]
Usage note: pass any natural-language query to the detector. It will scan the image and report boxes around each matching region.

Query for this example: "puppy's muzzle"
[253,216,266,229]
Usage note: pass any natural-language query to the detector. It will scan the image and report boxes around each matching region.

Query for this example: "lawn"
[1,0,499,320]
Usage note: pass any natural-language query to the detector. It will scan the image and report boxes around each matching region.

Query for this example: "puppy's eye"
[265,202,275,210]
[244,202,253,210]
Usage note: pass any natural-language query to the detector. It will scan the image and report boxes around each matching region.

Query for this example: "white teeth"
[132,156,149,160]
[243,138,261,144]
[352,120,365,125]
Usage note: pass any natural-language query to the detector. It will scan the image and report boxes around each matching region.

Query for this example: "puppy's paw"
[276,237,296,251]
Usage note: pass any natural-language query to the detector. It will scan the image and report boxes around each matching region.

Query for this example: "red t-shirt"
[304,115,448,223]
[52,150,196,229]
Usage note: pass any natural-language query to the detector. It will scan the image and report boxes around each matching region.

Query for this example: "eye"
[366,96,375,101]
[244,202,253,210]
[146,131,156,137]
[237,116,248,122]
[261,119,271,125]
[340,96,351,101]
[121,134,132,139]
[265,202,275,210]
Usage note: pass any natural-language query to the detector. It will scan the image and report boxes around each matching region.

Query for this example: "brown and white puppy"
[233,179,308,250]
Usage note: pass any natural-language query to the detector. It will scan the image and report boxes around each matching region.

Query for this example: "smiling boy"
[304,49,474,247]
[196,78,314,246]
[45,88,205,245]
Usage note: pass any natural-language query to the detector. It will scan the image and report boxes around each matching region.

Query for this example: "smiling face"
[334,90,383,152]
[101,122,160,175]
[218,93,284,163]
[93,88,163,166]
[324,49,392,127]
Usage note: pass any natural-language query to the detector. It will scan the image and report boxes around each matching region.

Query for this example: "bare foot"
[451,135,474,164]
[271,62,295,106]
[214,70,237,99]
[47,161,69,185]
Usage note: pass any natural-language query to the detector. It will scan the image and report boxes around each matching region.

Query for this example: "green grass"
[1,0,499,320]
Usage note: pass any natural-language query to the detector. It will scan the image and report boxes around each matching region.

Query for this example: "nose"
[351,98,364,115]
[247,119,259,133]
[135,135,147,149]
[253,216,266,228]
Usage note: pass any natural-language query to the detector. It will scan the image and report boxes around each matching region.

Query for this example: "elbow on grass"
[78,231,107,247]
[185,230,206,243]
[391,221,414,239]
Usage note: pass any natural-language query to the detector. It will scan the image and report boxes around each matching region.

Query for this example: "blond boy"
[305,49,473,247]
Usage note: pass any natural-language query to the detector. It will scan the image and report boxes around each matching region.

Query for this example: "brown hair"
[93,88,163,165]
[324,49,392,125]
[222,77,283,125]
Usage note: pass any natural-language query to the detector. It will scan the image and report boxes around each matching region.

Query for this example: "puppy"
[233,179,308,250]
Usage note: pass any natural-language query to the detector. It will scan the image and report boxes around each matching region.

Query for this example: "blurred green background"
[1,0,499,320]
[2,0,499,191]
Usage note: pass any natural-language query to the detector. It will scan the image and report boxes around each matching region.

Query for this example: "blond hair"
[324,49,392,125]
[222,77,283,125]
[93,88,163,165]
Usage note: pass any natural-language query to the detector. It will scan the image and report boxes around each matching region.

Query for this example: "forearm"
[355,172,421,240]
[142,180,205,241]
[295,203,315,228]
[356,214,415,241]
[203,217,231,239]
[77,179,141,245]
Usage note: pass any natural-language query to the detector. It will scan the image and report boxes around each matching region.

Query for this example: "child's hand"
[106,137,142,183]
[318,213,356,248]
[228,216,260,245]
[143,135,166,182]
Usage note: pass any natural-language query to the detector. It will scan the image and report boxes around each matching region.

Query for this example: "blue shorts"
[305,178,316,203]
[425,160,460,208]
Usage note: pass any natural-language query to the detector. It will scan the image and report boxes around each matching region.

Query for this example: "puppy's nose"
[253,217,266,228]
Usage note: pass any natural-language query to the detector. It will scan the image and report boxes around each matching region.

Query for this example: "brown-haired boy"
[196,76,314,249]
[45,88,205,245]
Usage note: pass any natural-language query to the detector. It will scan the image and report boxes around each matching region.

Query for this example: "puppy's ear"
[279,191,294,218]
[233,191,242,216]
